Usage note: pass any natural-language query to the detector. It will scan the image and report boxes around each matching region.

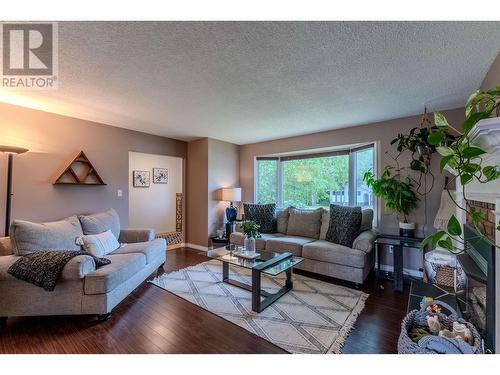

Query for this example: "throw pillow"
[243,203,276,233]
[78,208,121,239]
[10,216,84,256]
[360,209,374,232]
[319,210,330,240]
[325,205,362,247]
[276,207,293,234]
[77,230,120,257]
[286,208,323,239]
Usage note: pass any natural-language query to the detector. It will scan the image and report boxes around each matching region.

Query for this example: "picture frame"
[153,168,168,184]
[133,170,150,187]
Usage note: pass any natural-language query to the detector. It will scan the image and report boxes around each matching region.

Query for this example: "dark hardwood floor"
[0,247,409,354]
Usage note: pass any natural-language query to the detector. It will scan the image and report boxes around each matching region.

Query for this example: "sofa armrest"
[119,228,155,243]
[0,254,96,281]
[352,230,378,253]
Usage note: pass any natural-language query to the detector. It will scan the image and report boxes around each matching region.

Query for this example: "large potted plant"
[364,166,419,237]
[422,86,500,252]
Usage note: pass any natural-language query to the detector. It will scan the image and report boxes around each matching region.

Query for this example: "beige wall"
[0,102,186,236]
[186,138,209,246]
[240,108,466,270]
[481,52,500,90]
[208,138,240,237]
[128,152,183,233]
[186,137,240,247]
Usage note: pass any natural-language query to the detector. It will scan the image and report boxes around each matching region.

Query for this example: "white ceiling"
[3,22,500,145]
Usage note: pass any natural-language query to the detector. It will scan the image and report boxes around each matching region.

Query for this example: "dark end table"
[210,236,230,247]
[374,234,426,293]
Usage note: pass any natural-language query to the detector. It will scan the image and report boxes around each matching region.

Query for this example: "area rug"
[150,260,368,354]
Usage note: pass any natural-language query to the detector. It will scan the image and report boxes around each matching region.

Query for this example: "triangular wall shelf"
[54,151,106,185]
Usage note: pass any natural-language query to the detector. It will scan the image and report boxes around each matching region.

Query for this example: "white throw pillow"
[77,230,120,257]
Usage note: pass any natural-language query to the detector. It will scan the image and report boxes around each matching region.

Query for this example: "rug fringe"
[326,293,369,354]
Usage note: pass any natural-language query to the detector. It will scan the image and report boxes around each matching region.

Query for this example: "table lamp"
[0,145,29,236]
[219,187,242,238]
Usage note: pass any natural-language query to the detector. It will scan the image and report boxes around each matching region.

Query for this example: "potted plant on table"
[240,220,261,254]
[364,166,419,237]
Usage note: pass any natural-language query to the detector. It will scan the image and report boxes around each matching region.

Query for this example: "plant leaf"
[439,155,454,171]
[460,173,473,185]
[462,112,490,134]
[428,131,444,146]
[462,146,486,159]
[434,112,450,128]
[438,237,453,251]
[436,146,454,156]
[447,215,462,236]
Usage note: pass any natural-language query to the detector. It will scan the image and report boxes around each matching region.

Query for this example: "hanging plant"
[421,86,500,252]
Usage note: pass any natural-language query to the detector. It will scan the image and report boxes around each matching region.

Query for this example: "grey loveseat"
[0,209,166,322]
[230,207,377,285]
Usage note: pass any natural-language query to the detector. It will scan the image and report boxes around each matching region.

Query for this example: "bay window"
[255,144,374,210]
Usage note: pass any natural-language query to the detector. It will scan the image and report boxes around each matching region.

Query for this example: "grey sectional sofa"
[0,210,166,321]
[230,207,377,285]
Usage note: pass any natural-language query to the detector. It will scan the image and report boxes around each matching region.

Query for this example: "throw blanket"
[8,251,111,291]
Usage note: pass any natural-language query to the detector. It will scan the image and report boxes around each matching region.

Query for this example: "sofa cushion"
[286,208,322,239]
[265,235,314,256]
[79,208,121,239]
[276,207,291,234]
[325,205,362,247]
[243,203,276,233]
[0,237,13,256]
[10,216,84,256]
[360,209,374,232]
[319,210,330,240]
[84,253,146,295]
[78,230,120,257]
[111,238,166,264]
[302,240,367,268]
[352,230,377,252]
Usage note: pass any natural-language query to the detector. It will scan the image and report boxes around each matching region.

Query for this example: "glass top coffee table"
[207,244,304,312]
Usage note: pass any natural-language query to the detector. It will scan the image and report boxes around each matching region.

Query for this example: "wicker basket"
[435,266,455,288]
[398,300,483,354]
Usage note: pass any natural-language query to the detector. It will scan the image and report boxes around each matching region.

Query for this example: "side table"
[374,234,426,292]
[210,236,230,247]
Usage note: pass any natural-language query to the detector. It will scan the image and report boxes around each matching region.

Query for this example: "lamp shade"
[219,187,241,202]
[0,145,29,154]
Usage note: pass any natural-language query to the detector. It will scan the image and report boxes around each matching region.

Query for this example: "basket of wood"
[398,300,483,354]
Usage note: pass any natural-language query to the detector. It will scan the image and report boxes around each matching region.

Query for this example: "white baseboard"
[185,243,209,252]
[168,243,185,250]
[378,263,422,278]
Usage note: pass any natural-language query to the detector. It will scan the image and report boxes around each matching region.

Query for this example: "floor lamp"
[0,145,29,236]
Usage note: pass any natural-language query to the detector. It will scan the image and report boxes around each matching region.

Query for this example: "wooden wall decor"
[54,151,106,185]
[176,193,183,232]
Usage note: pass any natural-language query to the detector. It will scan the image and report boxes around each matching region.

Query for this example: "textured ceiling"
[2,21,500,144]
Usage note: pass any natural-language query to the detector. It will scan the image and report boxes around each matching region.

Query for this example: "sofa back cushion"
[286,208,322,239]
[325,205,362,247]
[79,208,121,239]
[10,216,84,255]
[276,207,291,234]
[243,203,276,233]
[77,229,120,257]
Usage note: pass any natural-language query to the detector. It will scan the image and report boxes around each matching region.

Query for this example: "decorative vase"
[399,222,416,238]
[244,235,256,254]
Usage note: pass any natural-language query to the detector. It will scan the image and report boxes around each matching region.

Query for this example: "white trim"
[168,243,185,250]
[185,243,209,251]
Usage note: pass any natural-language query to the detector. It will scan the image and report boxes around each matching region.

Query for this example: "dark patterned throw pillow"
[325,204,362,247]
[243,203,276,233]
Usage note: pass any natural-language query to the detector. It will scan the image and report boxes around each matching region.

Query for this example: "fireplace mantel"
[450,116,500,351]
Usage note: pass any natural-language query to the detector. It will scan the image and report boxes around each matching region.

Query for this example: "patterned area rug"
[150,260,368,354]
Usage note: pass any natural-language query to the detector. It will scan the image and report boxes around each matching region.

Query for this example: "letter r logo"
[2,23,53,75]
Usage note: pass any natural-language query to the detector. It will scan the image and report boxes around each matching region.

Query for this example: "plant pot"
[399,222,416,238]
[244,235,256,254]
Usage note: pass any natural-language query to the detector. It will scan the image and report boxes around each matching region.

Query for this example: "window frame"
[255,143,377,223]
